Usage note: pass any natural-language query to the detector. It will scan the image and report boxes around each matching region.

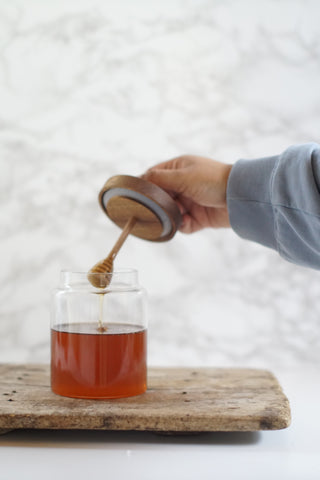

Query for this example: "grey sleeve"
[226,143,320,269]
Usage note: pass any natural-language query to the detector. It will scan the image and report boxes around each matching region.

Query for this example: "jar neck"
[60,269,139,290]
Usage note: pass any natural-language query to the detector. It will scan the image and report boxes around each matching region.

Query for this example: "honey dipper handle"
[109,216,137,259]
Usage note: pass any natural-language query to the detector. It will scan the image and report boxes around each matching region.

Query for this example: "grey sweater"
[227,143,320,269]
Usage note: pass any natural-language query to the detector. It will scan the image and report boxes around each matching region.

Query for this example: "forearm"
[226,143,320,269]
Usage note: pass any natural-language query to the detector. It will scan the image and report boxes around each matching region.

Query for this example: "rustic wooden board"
[0,364,291,433]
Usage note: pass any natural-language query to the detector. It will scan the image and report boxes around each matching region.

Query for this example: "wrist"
[218,163,233,208]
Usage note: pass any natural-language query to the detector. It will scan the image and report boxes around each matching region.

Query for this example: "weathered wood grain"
[0,364,291,433]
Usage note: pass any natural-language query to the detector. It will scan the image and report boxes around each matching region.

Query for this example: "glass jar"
[51,269,147,399]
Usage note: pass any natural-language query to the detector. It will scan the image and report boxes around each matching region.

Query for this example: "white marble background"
[1,0,320,369]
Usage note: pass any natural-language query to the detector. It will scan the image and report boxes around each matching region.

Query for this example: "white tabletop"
[0,368,319,480]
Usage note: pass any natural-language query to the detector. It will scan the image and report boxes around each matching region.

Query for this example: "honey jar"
[51,269,147,399]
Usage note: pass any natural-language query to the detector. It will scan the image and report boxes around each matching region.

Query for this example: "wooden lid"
[98,175,182,242]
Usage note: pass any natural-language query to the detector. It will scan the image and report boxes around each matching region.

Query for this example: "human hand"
[142,155,232,233]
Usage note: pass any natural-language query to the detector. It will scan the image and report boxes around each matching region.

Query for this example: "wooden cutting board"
[0,364,290,434]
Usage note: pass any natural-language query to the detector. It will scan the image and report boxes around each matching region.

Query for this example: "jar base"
[51,386,147,400]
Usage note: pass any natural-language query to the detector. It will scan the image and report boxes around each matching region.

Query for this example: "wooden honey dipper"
[87,216,137,288]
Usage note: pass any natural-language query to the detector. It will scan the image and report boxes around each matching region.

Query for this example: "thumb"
[142,168,186,195]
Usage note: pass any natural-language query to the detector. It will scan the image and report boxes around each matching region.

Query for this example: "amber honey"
[51,322,147,399]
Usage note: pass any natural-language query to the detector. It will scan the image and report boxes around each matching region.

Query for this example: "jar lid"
[98,175,182,242]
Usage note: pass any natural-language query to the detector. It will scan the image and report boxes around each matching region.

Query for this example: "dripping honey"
[97,292,107,333]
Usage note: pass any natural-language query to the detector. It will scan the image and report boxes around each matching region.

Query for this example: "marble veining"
[1,0,320,368]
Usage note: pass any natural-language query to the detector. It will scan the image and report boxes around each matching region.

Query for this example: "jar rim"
[61,268,138,275]
[59,268,139,290]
